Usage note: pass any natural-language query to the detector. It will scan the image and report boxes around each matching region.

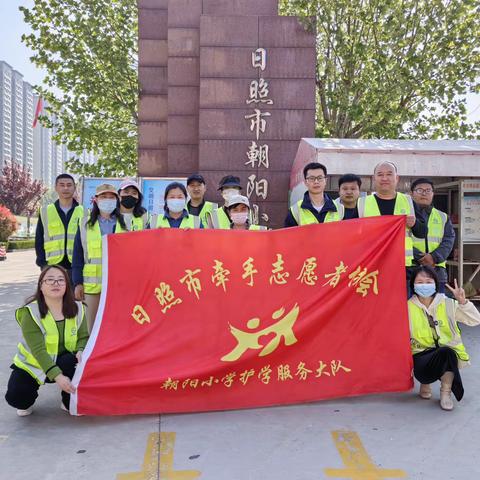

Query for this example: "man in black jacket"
[35,174,84,281]
[411,178,455,293]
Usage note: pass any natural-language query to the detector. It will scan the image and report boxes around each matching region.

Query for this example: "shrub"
[0,205,17,242]
[7,239,35,250]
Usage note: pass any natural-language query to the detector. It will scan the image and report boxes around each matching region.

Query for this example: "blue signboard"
[81,177,187,213]
[141,177,187,214]
[81,178,124,210]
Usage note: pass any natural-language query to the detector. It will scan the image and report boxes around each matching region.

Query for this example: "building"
[11,69,24,165]
[32,96,53,186]
[23,82,34,171]
[0,60,97,187]
[0,61,37,174]
[0,61,13,169]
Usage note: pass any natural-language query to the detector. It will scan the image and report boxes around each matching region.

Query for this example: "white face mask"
[167,198,186,213]
[97,198,117,214]
[230,212,249,225]
[222,189,239,202]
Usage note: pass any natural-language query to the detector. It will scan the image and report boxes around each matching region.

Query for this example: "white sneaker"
[16,407,33,417]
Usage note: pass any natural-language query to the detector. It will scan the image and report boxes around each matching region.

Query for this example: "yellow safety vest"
[121,212,150,232]
[13,301,84,384]
[79,217,124,294]
[40,204,84,264]
[412,208,448,268]
[408,298,469,361]
[290,199,344,225]
[189,201,218,227]
[207,207,231,229]
[151,213,201,229]
[358,193,414,266]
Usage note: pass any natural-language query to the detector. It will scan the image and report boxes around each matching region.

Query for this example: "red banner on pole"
[72,216,413,415]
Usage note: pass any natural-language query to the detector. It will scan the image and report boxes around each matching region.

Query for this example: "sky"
[0,1,46,86]
[1,0,479,122]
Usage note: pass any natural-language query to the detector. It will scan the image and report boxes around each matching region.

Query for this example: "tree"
[0,162,47,234]
[21,0,138,176]
[280,0,480,139]
[0,206,18,243]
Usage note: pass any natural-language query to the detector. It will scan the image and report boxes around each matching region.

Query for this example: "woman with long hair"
[151,182,202,229]
[5,266,88,416]
[409,266,480,410]
[72,183,127,332]
[118,178,149,231]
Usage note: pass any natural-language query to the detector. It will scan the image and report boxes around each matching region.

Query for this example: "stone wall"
[138,0,316,228]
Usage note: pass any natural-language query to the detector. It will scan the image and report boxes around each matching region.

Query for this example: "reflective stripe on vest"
[198,201,218,226]
[290,199,344,225]
[358,193,414,266]
[13,301,83,384]
[408,298,469,361]
[79,217,124,294]
[208,208,231,229]
[249,225,268,231]
[121,212,150,232]
[412,208,448,268]
[151,213,200,229]
[41,204,84,264]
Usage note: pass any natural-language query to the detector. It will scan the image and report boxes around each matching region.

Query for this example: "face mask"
[120,195,138,209]
[222,189,238,201]
[97,199,117,214]
[167,198,185,213]
[414,283,436,298]
[230,212,249,225]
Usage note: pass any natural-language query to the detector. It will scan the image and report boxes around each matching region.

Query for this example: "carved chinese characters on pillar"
[244,48,272,224]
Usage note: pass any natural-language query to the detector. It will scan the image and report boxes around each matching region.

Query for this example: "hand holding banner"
[72,216,412,415]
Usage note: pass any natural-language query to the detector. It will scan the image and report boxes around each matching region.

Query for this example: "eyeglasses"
[413,188,433,194]
[42,278,66,286]
[306,176,326,183]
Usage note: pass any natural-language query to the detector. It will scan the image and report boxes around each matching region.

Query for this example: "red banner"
[71,216,413,415]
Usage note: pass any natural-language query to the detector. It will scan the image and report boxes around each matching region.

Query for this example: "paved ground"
[1,250,479,480]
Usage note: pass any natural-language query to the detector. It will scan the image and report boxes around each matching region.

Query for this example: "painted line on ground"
[324,430,407,479]
[117,432,201,480]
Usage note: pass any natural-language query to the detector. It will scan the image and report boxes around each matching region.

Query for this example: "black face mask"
[120,195,138,209]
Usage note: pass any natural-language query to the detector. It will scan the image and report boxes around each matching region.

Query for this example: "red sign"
[71,216,413,415]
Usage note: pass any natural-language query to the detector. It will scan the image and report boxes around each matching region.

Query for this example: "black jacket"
[284,192,339,227]
[35,199,81,269]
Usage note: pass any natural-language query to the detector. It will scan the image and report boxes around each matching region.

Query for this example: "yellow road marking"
[117,432,201,480]
[324,431,406,480]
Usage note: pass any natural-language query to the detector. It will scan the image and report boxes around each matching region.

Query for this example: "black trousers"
[5,352,77,410]
[413,347,464,401]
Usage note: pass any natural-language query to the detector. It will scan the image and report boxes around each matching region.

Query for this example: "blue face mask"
[414,283,436,298]
[97,198,117,215]
[166,198,185,213]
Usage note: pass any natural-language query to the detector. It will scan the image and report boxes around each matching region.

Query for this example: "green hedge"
[7,239,35,251]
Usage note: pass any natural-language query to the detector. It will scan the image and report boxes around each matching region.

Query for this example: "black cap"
[218,175,242,190]
[187,174,205,185]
